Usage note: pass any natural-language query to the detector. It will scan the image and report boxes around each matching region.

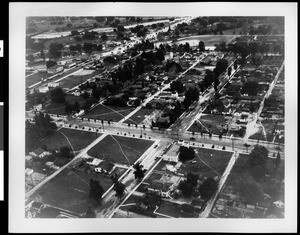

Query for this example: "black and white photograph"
[8,2,297,233]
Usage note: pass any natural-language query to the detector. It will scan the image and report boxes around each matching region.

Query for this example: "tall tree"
[248,145,269,168]
[199,177,218,200]
[50,87,66,103]
[133,162,146,180]
[89,178,104,203]
[198,41,205,51]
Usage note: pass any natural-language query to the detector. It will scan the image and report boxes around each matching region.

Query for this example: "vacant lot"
[26,71,52,87]
[83,104,136,122]
[177,147,233,179]
[42,95,86,115]
[27,165,113,215]
[87,135,154,165]
[188,114,228,135]
[124,108,154,125]
[39,127,99,151]
[59,70,101,89]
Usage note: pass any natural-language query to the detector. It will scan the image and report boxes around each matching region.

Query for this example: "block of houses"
[29,147,50,158]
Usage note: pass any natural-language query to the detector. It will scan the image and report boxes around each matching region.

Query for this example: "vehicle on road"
[190,137,196,141]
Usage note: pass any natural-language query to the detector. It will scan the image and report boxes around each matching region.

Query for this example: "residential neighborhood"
[24,15,286,220]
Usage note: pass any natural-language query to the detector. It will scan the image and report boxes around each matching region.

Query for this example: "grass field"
[177,147,233,179]
[87,135,154,165]
[28,165,113,214]
[42,95,86,115]
[83,104,136,122]
[124,108,154,125]
[39,127,100,151]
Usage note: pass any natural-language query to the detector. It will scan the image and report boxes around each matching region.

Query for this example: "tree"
[71,30,80,36]
[46,60,57,69]
[49,43,62,59]
[198,41,205,51]
[170,80,184,93]
[239,175,264,204]
[60,146,73,158]
[199,177,218,200]
[89,178,104,203]
[40,50,45,61]
[101,32,108,41]
[113,180,126,199]
[274,152,281,172]
[178,146,196,162]
[27,54,35,63]
[242,81,260,96]
[178,180,194,197]
[50,87,66,103]
[186,172,198,187]
[248,145,269,168]
[67,23,72,28]
[133,162,146,180]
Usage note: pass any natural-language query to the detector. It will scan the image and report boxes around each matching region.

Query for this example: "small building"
[48,82,60,88]
[95,160,114,174]
[29,147,50,158]
[273,200,284,209]
[64,61,77,68]
[47,65,64,74]
[228,123,240,131]
[162,144,180,163]
[25,168,34,176]
[89,158,101,166]
[148,181,170,198]
[38,85,49,93]
[25,155,33,162]
[33,104,42,112]
[72,90,81,96]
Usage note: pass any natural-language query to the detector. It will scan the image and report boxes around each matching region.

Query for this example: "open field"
[177,147,233,179]
[82,104,136,122]
[27,165,113,214]
[124,108,155,125]
[39,127,100,151]
[42,95,86,115]
[87,135,154,165]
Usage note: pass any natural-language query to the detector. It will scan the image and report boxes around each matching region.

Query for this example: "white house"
[48,82,60,88]
[47,65,64,74]
[38,85,49,93]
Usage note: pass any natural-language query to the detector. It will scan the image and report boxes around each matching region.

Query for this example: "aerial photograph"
[24,15,285,219]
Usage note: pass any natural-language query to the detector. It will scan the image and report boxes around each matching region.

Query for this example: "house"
[137,193,162,210]
[162,144,180,163]
[88,158,101,166]
[25,155,33,162]
[156,116,170,125]
[95,160,114,174]
[273,200,284,209]
[25,168,34,176]
[33,104,42,112]
[148,181,171,198]
[29,147,50,158]
[47,65,64,74]
[228,123,240,131]
[38,85,49,93]
[64,61,77,68]
[72,90,81,96]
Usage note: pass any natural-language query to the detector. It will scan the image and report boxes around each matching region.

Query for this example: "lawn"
[187,114,228,135]
[177,147,233,179]
[42,95,86,115]
[83,103,136,122]
[249,126,267,141]
[87,135,154,165]
[39,127,99,151]
[124,108,154,125]
[27,165,114,215]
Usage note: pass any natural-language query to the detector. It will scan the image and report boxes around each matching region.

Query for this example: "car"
[190,137,196,141]
[178,139,184,145]
[154,145,158,148]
